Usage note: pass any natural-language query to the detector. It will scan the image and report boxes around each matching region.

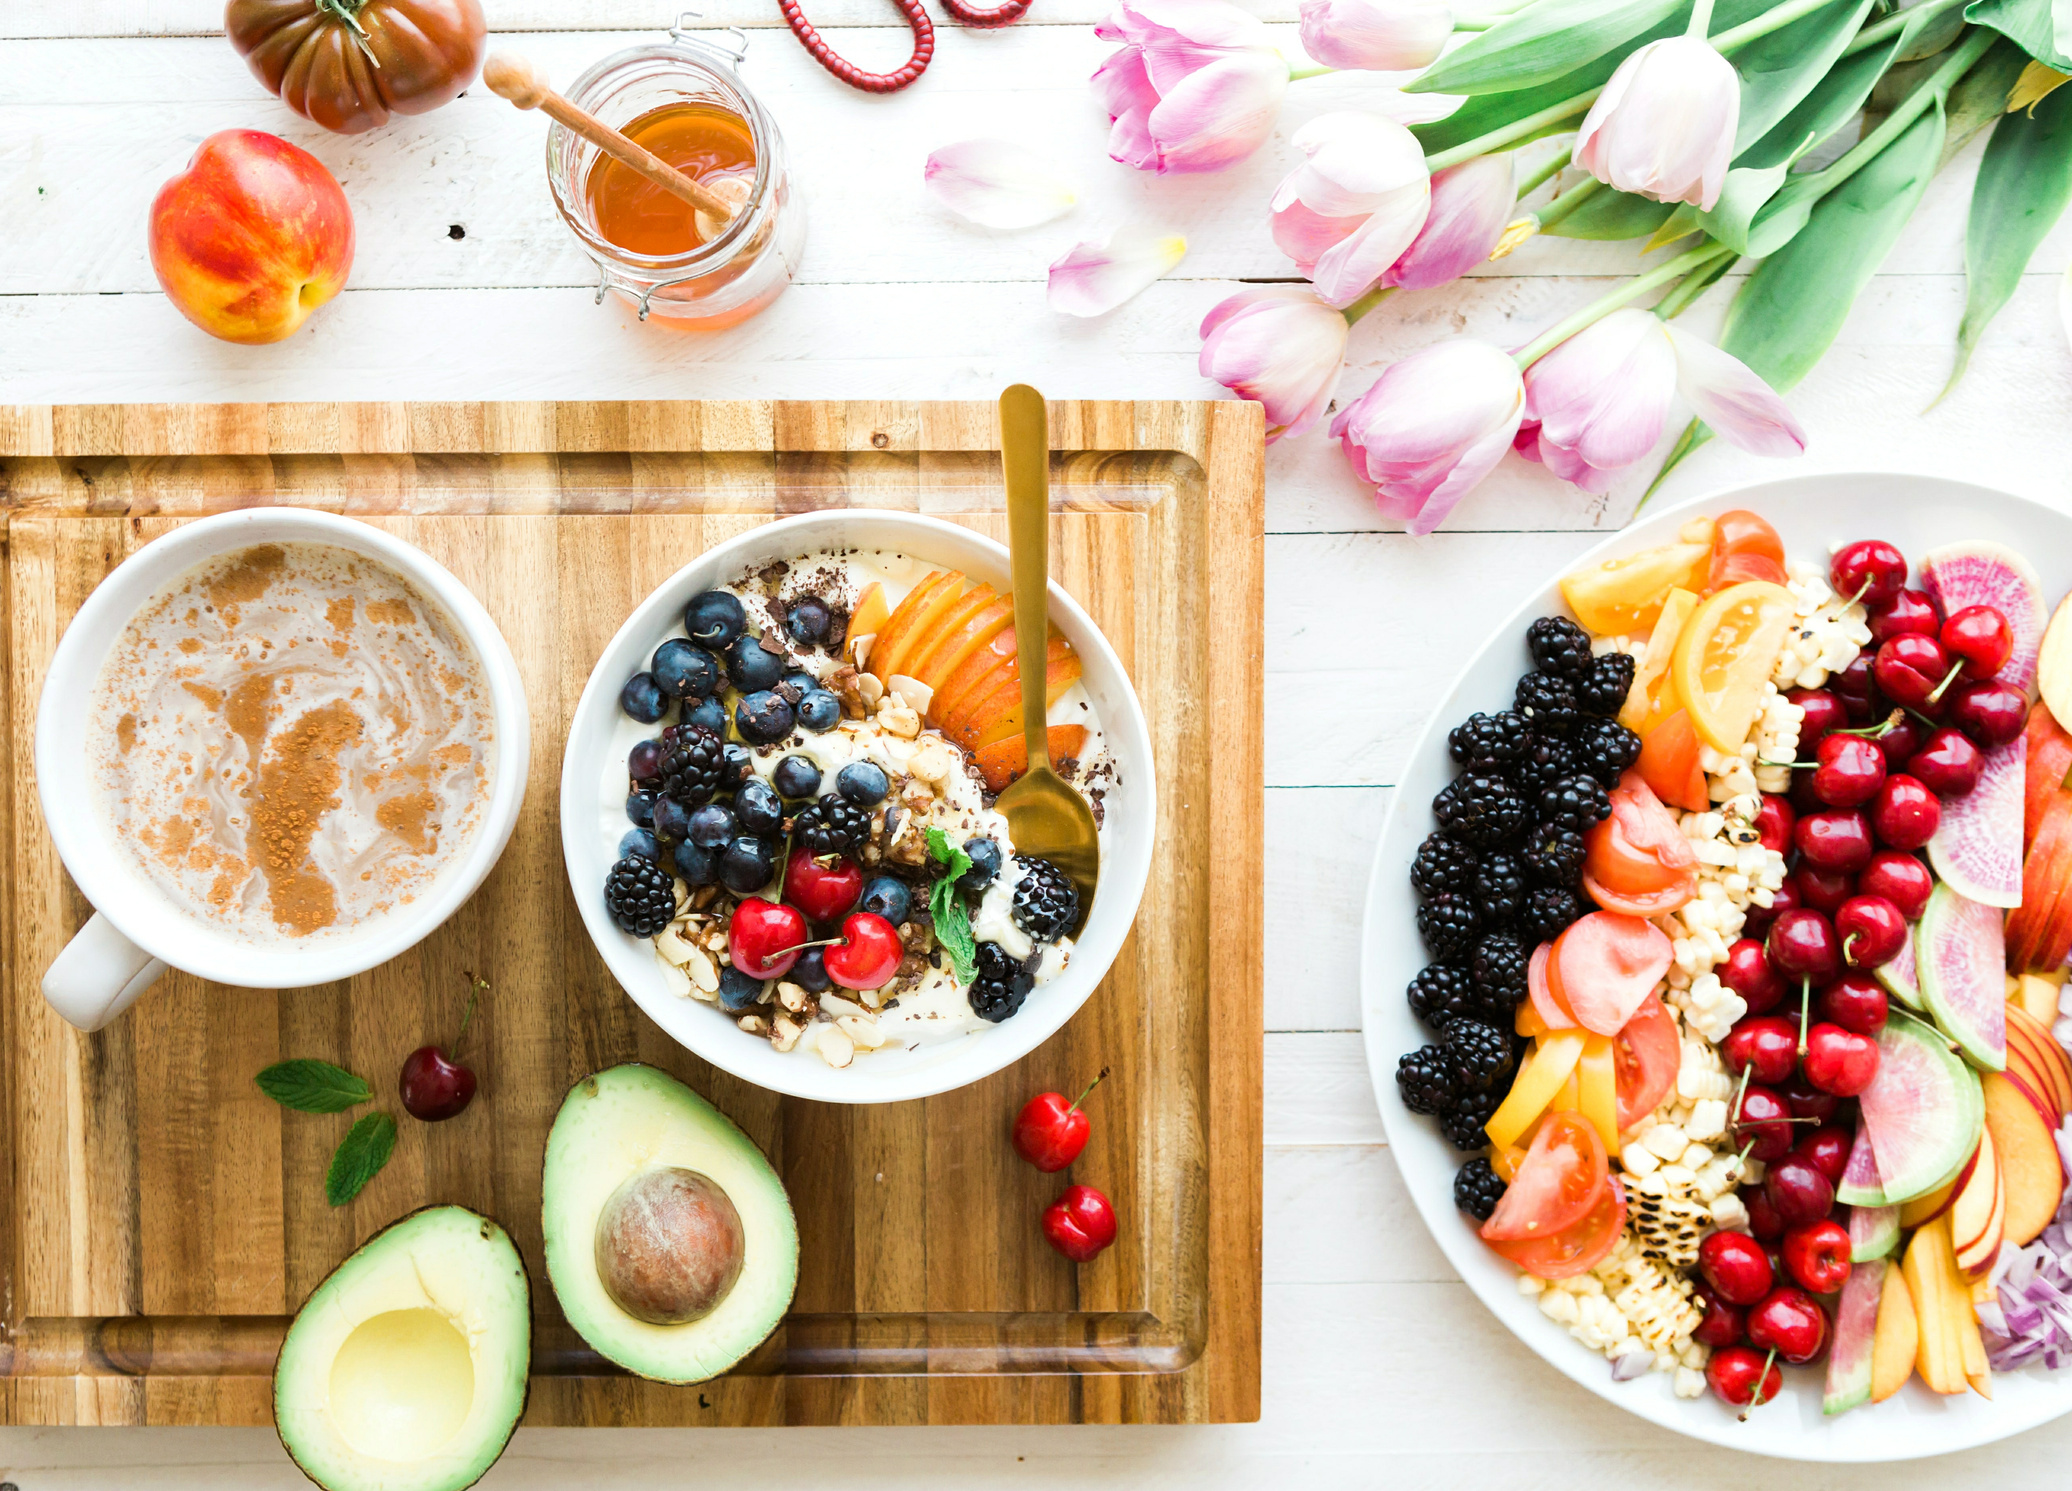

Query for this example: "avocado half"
[542,1064,798,1383]
[274,1205,531,1491]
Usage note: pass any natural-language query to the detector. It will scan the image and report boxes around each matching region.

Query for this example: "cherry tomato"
[1710,510,1786,591]
[1485,1175,1626,1280]
[1482,1111,1607,1243]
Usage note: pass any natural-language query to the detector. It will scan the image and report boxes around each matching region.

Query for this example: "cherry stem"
[1836,710,1902,740]
[1728,1063,1754,1138]
[767,936,844,961]
[1067,1066,1112,1117]
[454,972,486,1059]
[1739,1346,1780,1419]
[1798,978,1811,1058]
[1925,659,1965,706]
[1846,578,1873,607]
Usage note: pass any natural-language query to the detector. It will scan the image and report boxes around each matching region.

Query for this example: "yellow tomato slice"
[1559,540,1713,638]
[1485,1030,1588,1151]
[1619,586,1700,731]
[1671,580,1796,753]
[1577,1035,1619,1151]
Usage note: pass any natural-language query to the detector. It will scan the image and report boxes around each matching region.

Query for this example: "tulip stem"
[1426,89,1601,172]
[1651,251,1739,319]
[1532,174,1601,233]
[1687,0,1716,39]
[1341,285,1397,326]
[1709,0,1840,54]
[1287,63,1337,80]
[1841,0,1967,57]
[1806,27,1995,205]
[1512,239,1733,368]
[1515,147,1573,202]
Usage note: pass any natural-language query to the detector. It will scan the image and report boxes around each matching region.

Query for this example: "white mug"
[34,509,531,1031]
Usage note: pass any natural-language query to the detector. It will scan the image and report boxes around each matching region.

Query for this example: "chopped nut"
[901,781,935,811]
[902,920,935,953]
[819,990,872,1020]
[818,1024,855,1068]
[857,672,885,708]
[909,740,953,785]
[737,1013,771,1036]
[776,980,810,1013]
[878,702,922,738]
[655,953,693,999]
[828,663,868,719]
[837,1014,888,1049]
[689,884,719,911]
[684,945,720,995]
[656,925,697,966]
[771,1014,804,1052]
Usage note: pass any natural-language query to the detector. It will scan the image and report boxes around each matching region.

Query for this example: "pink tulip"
[1330,338,1524,534]
[1270,111,1431,306]
[1517,309,1806,493]
[1574,35,1739,211]
[1094,0,1291,174]
[1380,155,1516,292]
[1198,287,1350,441]
[1297,0,1452,71]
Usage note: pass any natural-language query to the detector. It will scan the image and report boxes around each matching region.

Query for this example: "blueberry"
[779,669,818,700]
[629,739,664,784]
[717,966,767,1013]
[859,876,912,926]
[773,755,822,799]
[720,743,755,790]
[736,689,795,745]
[618,827,664,862]
[959,835,1002,894]
[797,690,841,732]
[836,761,890,806]
[620,672,669,724]
[683,590,746,650]
[735,778,784,836]
[652,638,720,699]
[673,838,716,886]
[684,696,728,736]
[651,795,691,842]
[726,634,787,693]
[792,946,830,992]
[719,835,778,895]
[688,802,738,849]
[626,790,657,828]
[787,597,832,644]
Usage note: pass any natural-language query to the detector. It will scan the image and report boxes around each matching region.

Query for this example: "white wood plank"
[1264,787,1389,1031]
[1265,1031,1383,1147]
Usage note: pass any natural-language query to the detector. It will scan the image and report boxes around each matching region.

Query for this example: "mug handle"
[41,912,167,1031]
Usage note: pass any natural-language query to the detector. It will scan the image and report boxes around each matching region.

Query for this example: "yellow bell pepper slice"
[1485,1029,1588,1151]
[1549,1070,1581,1113]
[1515,999,1549,1039]
[1489,1141,1528,1183]
[1577,1034,1619,1151]
[1620,586,1700,731]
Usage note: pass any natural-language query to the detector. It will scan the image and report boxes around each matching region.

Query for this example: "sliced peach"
[969,656,1086,752]
[931,628,1021,730]
[1871,1262,1916,1403]
[846,581,890,652]
[869,571,959,683]
[902,583,998,687]
[972,725,1089,792]
[1984,1071,2067,1246]
[947,639,1080,750]
[915,596,1014,692]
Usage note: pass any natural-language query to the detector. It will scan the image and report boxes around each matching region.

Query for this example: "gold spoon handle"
[999,384,1053,777]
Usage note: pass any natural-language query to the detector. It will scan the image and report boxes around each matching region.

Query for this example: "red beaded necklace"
[778,0,1028,93]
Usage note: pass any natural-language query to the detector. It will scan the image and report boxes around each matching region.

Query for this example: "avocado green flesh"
[542,1064,798,1384]
[274,1206,532,1491]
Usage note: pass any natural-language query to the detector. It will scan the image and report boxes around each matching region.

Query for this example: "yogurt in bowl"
[559,512,1155,1104]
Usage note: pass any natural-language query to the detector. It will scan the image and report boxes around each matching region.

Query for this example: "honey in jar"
[584,102,756,256]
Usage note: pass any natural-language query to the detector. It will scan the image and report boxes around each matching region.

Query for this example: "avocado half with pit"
[274,1205,531,1491]
[542,1063,798,1382]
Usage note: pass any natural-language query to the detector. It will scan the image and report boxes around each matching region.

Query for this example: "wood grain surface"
[0,399,1265,1428]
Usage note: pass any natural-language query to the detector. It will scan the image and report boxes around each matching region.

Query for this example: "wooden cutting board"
[0,399,1263,1428]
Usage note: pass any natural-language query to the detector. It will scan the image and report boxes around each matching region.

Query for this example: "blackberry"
[1417,893,1480,960]
[1514,672,1579,734]
[1527,615,1594,678]
[1539,774,1613,833]
[794,794,871,856]
[1448,710,1531,768]
[1454,1158,1508,1221]
[1410,833,1478,899]
[1471,930,1530,1007]
[1472,851,1526,925]
[1445,1018,1514,1094]
[1573,716,1642,787]
[970,941,1036,1022]
[1577,650,1637,717]
[1522,886,1588,943]
[1407,963,1478,1029]
[1433,772,1530,848]
[1521,822,1587,888]
[1442,1089,1501,1151]
[655,725,726,805]
[1511,734,1580,793]
[1396,1045,1457,1116]
[1011,856,1080,941]
[603,854,676,937]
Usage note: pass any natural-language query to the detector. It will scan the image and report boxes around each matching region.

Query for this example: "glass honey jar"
[547,18,805,329]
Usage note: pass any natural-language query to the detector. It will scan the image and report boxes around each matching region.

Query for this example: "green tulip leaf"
[1729,0,1877,151]
[1939,35,2034,164]
[1540,187,1676,240]
[1410,0,1682,96]
[1964,0,2072,71]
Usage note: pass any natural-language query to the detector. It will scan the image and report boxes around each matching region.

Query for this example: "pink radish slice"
[1838,1124,1884,1207]
[1822,1257,1884,1414]
[1527,942,1576,1030]
[1921,541,2047,692]
[1555,911,1672,1036]
[1928,734,2025,910]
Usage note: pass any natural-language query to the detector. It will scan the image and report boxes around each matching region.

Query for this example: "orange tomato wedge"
[1529,940,1579,1030]
[1556,912,1675,1036]
[1713,551,1789,588]
[1560,540,1714,638]
[1635,707,1709,812]
[1707,509,1785,591]
[1486,1174,1627,1279]
[1582,771,1698,914]
[1672,579,1796,753]
[1613,994,1679,1132]
[1483,1110,1607,1242]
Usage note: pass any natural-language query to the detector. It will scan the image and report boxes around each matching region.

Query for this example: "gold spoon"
[993,384,1100,931]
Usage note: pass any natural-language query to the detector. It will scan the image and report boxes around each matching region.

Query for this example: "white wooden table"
[6,4,2072,1484]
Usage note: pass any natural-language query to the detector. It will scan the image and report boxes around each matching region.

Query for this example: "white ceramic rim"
[33,508,532,990]
[1360,472,2072,1461]
[558,510,1157,1105]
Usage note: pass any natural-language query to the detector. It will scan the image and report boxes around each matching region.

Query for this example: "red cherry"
[1819,972,1889,1036]
[399,975,484,1122]
[782,846,864,925]
[1693,1281,1746,1348]
[1795,808,1875,873]
[1735,1084,1796,1162]
[1804,1022,1879,1097]
[1748,1285,1830,1364]
[1907,728,1985,798]
[1041,1183,1119,1262]
[1858,850,1933,921]
[1767,908,1841,984]
[1945,678,2028,749]
[821,912,905,990]
[1787,689,1848,745]
[1708,1344,1784,1410]
[1752,794,1796,856]
[1874,633,1952,712]
[1011,1070,1108,1173]
[1723,1015,1800,1085]
[1871,710,1929,773]
[1742,1183,1786,1240]
[1765,1154,1836,1229]
[1721,937,1786,1014]
[1810,732,1886,808]
[1742,877,1799,938]
[1783,1219,1853,1295]
[729,898,810,981]
[1700,1229,1776,1306]
[1869,775,1940,852]
[1831,654,1877,718]
[1836,894,1906,969]
[1941,604,2014,680]
[1779,1072,1843,1125]
[1790,865,1855,917]
[1792,1124,1854,1186]
[1831,540,1908,610]
[1868,588,1940,645]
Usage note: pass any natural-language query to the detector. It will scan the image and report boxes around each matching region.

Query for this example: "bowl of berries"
[561,510,1154,1104]
[1363,474,2072,1459]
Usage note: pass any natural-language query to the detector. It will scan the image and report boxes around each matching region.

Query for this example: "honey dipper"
[482,54,746,237]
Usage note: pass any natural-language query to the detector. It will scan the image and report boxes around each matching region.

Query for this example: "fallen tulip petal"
[924,140,1079,229]
[1048,226,1188,316]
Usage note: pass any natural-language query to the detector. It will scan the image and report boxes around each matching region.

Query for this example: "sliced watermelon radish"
[1837,1125,1886,1207]
[1857,1009,1986,1204]
[1929,733,2026,909]
[1921,540,2048,692]
[1555,912,1672,1036]
[1916,882,2008,1071]
[1848,1202,1899,1261]
[1822,1257,1885,1415]
[1874,921,1926,1012]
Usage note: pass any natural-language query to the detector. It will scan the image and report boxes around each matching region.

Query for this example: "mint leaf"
[925,826,973,881]
[325,1111,398,1207]
[925,828,979,983]
[256,1059,372,1114]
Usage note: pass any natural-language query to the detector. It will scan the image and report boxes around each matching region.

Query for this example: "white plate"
[1360,473,2072,1461]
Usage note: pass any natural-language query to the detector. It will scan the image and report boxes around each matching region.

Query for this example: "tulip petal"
[1297,0,1451,72]
[1524,309,1677,482]
[1382,155,1515,293]
[1198,286,1348,440]
[1662,323,1808,458]
[1049,226,1188,316]
[1308,185,1428,305]
[1143,50,1288,172]
[1329,338,1524,533]
[924,140,1079,230]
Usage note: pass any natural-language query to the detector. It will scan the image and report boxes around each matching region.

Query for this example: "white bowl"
[560,511,1156,1104]
[1361,473,2072,1461]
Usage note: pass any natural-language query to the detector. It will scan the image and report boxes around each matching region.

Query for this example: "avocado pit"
[595,1166,745,1325]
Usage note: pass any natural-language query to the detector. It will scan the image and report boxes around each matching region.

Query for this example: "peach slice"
[2006,1003,2072,1116]
[869,571,960,683]
[913,595,1014,693]
[1983,1070,2067,1246]
[957,642,1083,751]
[932,628,1020,725]
[1897,1176,1957,1230]
[1871,1261,1917,1402]
[846,582,890,654]
[972,725,1088,793]
[902,583,1000,688]
[1950,1125,2003,1274]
